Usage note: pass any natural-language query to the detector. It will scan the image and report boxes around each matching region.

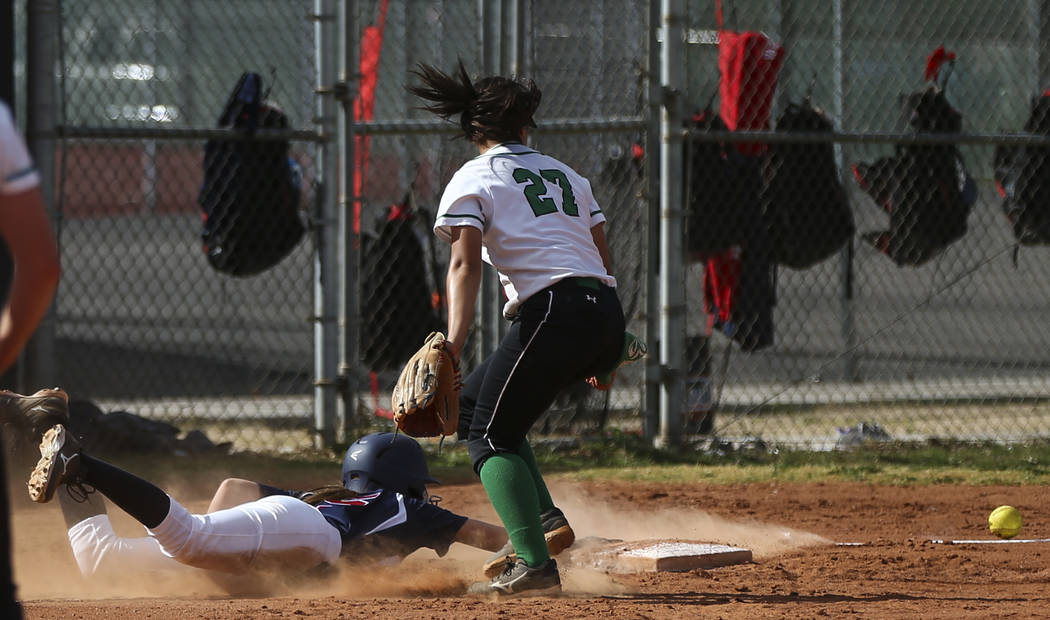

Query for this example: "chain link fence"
[29,0,321,453]
[682,0,1050,448]
[350,0,651,436]
[15,0,1050,452]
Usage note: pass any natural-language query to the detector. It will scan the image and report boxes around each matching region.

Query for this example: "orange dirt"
[15,478,1050,619]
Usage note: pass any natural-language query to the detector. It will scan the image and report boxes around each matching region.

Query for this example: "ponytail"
[298,485,361,506]
[408,59,541,144]
[407,60,478,137]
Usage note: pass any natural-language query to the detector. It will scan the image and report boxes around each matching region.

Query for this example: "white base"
[573,538,753,573]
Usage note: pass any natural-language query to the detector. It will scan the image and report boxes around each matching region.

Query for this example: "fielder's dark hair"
[407,59,541,144]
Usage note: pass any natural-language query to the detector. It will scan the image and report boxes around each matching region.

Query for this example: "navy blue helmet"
[341,432,438,500]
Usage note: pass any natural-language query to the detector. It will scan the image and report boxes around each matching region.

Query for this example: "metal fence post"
[504,0,522,76]
[1031,0,1050,90]
[337,0,361,444]
[658,0,685,447]
[833,0,858,382]
[25,0,59,392]
[314,0,339,448]
[477,0,502,359]
[644,0,661,440]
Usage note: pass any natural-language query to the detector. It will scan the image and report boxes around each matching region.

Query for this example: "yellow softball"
[988,505,1023,539]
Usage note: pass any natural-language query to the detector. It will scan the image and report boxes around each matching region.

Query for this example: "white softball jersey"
[0,101,39,194]
[435,142,616,318]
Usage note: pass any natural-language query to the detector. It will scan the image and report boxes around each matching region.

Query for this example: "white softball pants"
[68,494,342,576]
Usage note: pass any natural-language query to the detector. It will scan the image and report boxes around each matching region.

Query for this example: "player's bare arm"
[207,478,265,513]
[445,224,483,359]
[0,186,60,374]
[590,222,613,277]
[454,517,509,552]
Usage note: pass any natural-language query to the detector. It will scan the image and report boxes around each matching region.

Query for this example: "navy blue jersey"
[314,488,467,563]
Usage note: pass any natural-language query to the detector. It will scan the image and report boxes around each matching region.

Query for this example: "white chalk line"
[834,538,1050,546]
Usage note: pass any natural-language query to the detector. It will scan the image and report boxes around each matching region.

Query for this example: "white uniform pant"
[68,495,342,576]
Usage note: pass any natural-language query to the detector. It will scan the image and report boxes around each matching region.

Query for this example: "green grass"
[424,432,1050,486]
[82,431,1050,496]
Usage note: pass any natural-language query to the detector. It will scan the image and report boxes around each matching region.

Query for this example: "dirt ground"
[12,476,1050,619]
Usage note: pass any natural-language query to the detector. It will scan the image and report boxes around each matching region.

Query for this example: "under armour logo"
[585,294,597,303]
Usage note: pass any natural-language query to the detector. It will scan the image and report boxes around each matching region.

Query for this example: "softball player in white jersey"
[409,61,627,596]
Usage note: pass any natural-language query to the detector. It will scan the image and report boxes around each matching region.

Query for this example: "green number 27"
[512,168,579,217]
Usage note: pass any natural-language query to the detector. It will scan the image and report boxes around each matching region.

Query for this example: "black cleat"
[470,558,561,597]
[482,507,576,579]
[0,388,69,441]
[28,424,83,504]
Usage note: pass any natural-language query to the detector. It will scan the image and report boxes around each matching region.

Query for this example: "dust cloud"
[12,477,831,602]
[547,480,831,560]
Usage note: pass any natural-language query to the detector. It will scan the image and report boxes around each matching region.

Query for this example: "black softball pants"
[458,277,626,473]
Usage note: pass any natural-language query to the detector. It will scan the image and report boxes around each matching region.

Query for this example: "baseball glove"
[391,332,461,437]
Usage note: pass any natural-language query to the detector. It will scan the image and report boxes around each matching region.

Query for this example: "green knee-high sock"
[479,453,550,567]
[516,439,555,513]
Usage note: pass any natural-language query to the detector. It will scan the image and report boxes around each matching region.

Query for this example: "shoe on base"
[0,388,69,441]
[586,332,648,391]
[482,507,576,579]
[469,558,561,597]
[28,424,83,504]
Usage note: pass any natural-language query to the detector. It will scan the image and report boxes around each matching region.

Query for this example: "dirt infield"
[14,478,1050,619]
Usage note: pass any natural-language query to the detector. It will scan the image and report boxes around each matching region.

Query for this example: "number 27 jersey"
[434,142,616,317]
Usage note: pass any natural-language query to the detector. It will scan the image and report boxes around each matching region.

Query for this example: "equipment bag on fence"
[717,29,783,152]
[197,72,305,277]
[683,26,781,260]
[691,7,781,352]
[994,93,1050,251]
[361,196,444,371]
[684,108,762,260]
[852,48,975,267]
[763,99,855,269]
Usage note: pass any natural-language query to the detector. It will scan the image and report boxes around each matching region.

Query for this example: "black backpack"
[197,72,306,277]
[361,196,444,371]
[762,100,854,269]
[683,107,763,260]
[994,94,1050,248]
[853,85,975,266]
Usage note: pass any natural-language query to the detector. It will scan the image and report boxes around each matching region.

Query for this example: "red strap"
[715,0,724,30]
[387,202,410,222]
[370,371,395,420]
[376,0,388,32]
[924,46,955,83]
[352,0,390,236]
[703,250,740,323]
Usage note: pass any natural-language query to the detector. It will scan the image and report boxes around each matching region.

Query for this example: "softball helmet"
[341,432,438,500]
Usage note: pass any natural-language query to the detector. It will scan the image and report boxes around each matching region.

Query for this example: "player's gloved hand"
[586,332,647,391]
[391,332,461,437]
